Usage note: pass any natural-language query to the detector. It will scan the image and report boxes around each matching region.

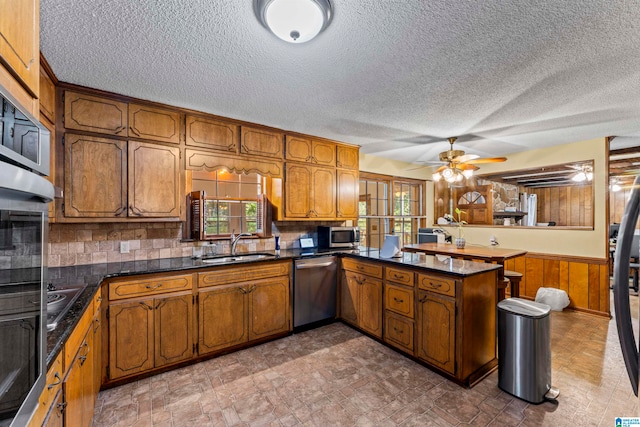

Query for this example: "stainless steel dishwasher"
[294,255,337,329]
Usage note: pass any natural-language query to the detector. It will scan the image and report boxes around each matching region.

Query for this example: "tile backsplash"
[48,221,344,267]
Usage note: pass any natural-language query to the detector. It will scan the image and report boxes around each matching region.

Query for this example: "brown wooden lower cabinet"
[384,311,414,353]
[416,290,456,374]
[341,262,383,339]
[199,275,291,355]
[64,320,95,427]
[42,391,64,427]
[108,292,194,380]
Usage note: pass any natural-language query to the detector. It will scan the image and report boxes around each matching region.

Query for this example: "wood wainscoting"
[503,253,610,317]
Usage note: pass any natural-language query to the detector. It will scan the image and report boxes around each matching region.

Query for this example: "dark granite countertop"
[46,248,501,367]
[349,249,503,276]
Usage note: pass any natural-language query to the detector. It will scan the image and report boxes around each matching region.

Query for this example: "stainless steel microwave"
[317,226,360,249]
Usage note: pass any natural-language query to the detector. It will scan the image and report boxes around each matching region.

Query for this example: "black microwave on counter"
[317,226,360,249]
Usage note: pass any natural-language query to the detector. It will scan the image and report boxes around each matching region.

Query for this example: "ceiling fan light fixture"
[432,172,442,182]
[255,0,332,43]
[462,169,474,178]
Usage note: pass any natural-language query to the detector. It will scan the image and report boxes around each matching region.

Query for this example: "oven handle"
[0,161,54,203]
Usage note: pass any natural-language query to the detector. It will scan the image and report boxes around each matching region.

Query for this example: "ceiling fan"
[429,137,507,183]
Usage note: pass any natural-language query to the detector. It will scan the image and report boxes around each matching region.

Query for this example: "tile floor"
[93,294,639,426]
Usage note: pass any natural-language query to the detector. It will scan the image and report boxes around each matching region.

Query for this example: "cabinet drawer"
[384,284,414,318]
[342,258,383,278]
[384,311,414,353]
[109,274,193,300]
[198,261,291,288]
[29,352,63,427]
[417,273,456,297]
[385,267,414,286]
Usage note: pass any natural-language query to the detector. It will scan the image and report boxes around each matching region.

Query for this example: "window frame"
[359,172,427,248]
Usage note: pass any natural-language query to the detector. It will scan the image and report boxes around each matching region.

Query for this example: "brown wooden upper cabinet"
[284,163,336,219]
[185,115,239,152]
[128,103,181,144]
[337,168,359,218]
[240,126,284,159]
[64,134,180,219]
[64,91,128,136]
[337,145,359,169]
[39,66,55,123]
[64,91,181,144]
[0,0,40,97]
[285,135,335,166]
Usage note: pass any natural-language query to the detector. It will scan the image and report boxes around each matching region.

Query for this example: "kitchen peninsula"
[39,248,501,427]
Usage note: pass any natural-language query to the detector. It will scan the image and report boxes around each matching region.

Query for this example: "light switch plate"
[120,241,130,254]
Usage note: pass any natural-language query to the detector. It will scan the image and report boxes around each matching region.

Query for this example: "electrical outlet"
[120,241,130,254]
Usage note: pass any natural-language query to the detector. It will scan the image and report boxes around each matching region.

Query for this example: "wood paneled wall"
[529,185,593,227]
[610,188,638,228]
[504,253,609,317]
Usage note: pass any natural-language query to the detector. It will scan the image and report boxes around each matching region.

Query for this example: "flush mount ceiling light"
[255,0,332,43]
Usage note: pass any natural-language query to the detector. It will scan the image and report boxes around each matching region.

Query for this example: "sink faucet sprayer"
[230,230,252,256]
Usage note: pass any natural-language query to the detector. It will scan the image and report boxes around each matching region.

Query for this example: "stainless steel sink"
[201,253,276,264]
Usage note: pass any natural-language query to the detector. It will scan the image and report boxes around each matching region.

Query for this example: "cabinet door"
[108,300,154,379]
[64,134,127,217]
[359,276,382,338]
[39,67,55,123]
[128,141,180,218]
[311,166,336,218]
[336,169,358,218]
[154,294,194,367]
[64,91,128,136]
[311,140,336,166]
[128,103,181,144]
[63,354,84,427]
[248,277,290,340]
[0,0,39,96]
[285,135,312,163]
[284,163,312,218]
[186,115,238,152]
[336,145,359,169]
[42,390,63,427]
[340,271,360,327]
[416,291,455,374]
[92,310,102,397]
[199,284,247,354]
[240,126,283,159]
[81,325,96,427]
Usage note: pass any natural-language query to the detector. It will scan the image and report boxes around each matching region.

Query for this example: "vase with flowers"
[445,208,467,248]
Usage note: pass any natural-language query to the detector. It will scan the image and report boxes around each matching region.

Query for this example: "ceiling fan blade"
[457,164,480,171]
[405,165,429,171]
[464,157,507,164]
[453,154,480,163]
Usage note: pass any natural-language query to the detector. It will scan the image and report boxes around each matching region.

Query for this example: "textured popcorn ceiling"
[40,0,640,163]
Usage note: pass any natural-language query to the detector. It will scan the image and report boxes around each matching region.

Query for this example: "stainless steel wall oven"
[0,84,53,427]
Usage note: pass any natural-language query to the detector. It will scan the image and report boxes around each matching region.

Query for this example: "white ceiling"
[40,0,640,164]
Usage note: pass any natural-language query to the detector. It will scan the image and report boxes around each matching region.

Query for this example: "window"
[191,170,267,239]
[358,173,426,249]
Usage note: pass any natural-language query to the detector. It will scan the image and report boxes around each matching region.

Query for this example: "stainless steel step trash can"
[497,298,559,403]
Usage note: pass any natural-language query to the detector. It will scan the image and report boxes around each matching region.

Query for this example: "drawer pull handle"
[393,327,403,334]
[48,372,61,389]
[145,283,163,290]
[429,282,442,288]
[393,297,404,303]
[393,273,404,279]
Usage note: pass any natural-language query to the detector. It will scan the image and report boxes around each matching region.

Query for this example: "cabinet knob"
[393,297,404,303]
